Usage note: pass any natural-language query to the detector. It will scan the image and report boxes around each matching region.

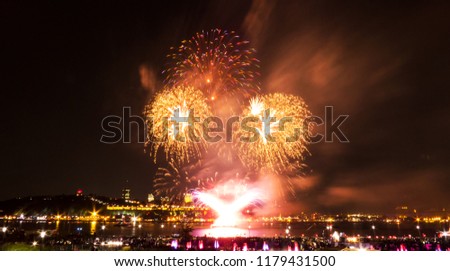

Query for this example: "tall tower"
[121,180,131,202]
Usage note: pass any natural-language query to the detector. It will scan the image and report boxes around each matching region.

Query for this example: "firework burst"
[164,29,260,105]
[153,159,216,204]
[145,86,212,164]
[194,178,261,227]
[144,29,315,209]
[235,93,311,174]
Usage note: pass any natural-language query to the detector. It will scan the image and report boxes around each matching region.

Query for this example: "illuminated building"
[122,188,131,202]
[184,193,193,204]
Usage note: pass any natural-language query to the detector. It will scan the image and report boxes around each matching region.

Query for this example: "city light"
[294,241,299,251]
[101,240,123,247]
[170,239,178,250]
[332,231,340,242]
[1,197,449,251]
[214,239,219,249]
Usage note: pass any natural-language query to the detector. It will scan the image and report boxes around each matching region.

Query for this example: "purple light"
[171,239,178,250]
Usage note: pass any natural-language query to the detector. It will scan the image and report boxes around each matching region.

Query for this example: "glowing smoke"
[194,180,261,227]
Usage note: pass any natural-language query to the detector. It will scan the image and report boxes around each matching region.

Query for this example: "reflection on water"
[90,221,96,236]
[193,227,249,238]
[1,220,447,238]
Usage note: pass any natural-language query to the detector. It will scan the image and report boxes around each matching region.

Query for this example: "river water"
[2,220,448,238]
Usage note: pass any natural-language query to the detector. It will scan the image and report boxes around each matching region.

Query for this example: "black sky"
[1,0,449,213]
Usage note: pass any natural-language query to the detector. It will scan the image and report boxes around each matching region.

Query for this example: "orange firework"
[234,93,311,174]
[144,86,212,164]
[164,29,260,104]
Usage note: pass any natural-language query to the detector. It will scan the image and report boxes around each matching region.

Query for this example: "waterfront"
[2,220,447,237]
[1,220,449,251]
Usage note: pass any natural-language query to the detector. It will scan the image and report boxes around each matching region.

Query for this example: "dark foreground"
[1,231,449,251]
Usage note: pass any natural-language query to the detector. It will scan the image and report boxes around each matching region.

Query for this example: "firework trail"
[144,86,212,164]
[164,29,260,106]
[235,93,311,174]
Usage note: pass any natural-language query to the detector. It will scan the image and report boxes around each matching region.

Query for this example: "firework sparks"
[195,179,261,227]
[145,29,314,208]
[209,143,239,163]
[235,93,311,174]
[164,29,260,105]
[153,158,213,204]
[145,86,212,163]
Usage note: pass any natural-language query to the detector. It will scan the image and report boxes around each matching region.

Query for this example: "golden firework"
[235,93,311,173]
[145,86,212,163]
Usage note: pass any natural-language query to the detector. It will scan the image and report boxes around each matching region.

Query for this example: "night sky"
[2,1,449,213]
